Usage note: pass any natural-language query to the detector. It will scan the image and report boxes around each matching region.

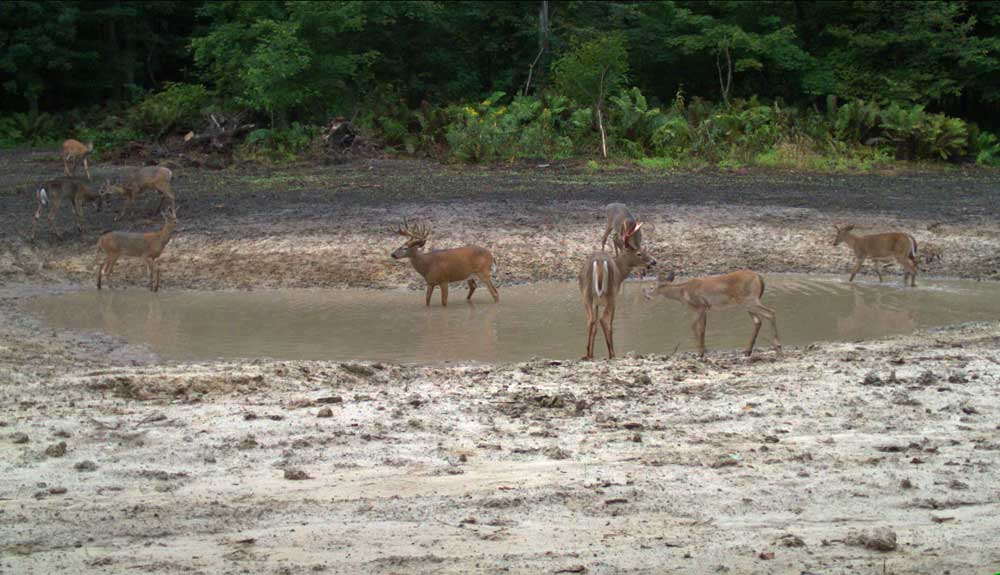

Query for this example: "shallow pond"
[22,275,1000,363]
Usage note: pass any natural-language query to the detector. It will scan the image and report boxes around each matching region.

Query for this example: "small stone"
[48,486,67,495]
[74,460,97,472]
[11,432,29,444]
[316,407,333,418]
[780,534,805,547]
[846,527,897,552]
[45,441,67,458]
[900,478,915,489]
[283,468,311,481]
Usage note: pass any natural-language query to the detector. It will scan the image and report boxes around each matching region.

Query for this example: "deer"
[600,203,643,255]
[97,208,177,292]
[390,218,500,307]
[61,139,94,179]
[833,224,918,287]
[30,177,108,240]
[105,166,175,221]
[643,270,780,358]
[579,225,656,360]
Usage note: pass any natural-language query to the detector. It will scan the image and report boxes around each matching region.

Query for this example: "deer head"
[643,270,675,300]
[391,217,432,259]
[833,224,855,246]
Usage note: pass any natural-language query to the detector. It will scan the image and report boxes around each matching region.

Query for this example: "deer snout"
[646,257,657,269]
[390,247,406,259]
[642,286,656,301]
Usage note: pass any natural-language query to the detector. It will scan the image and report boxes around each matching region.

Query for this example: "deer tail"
[491,256,498,275]
[758,274,765,299]
[908,235,918,260]
[593,261,609,297]
[37,187,48,206]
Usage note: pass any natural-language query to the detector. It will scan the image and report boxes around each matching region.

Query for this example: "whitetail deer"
[31,177,108,239]
[106,166,175,221]
[97,208,177,292]
[61,139,93,179]
[833,224,918,287]
[579,231,656,359]
[643,270,780,358]
[600,203,643,255]
[390,218,499,306]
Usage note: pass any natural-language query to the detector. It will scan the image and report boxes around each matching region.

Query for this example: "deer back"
[856,232,915,259]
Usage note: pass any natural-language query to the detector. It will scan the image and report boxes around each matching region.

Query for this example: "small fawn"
[61,139,93,179]
[600,203,643,255]
[390,218,500,306]
[643,270,780,358]
[97,208,177,292]
[579,226,656,360]
[31,177,107,239]
[833,224,918,287]
[106,166,175,221]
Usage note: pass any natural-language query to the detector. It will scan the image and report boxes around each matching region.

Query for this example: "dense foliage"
[2,0,999,166]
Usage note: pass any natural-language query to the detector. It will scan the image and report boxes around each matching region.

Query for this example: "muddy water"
[22,275,1000,363]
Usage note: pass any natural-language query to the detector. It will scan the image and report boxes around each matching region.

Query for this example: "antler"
[621,221,643,245]
[395,216,432,241]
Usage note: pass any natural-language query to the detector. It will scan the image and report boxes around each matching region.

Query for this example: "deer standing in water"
[643,270,780,358]
[579,223,656,360]
[390,218,500,307]
[833,224,918,287]
[61,139,93,179]
[106,166,175,221]
[30,177,108,239]
[97,208,177,292]
[600,203,643,255]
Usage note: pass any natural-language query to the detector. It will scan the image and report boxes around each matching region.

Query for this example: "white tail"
[593,261,609,296]
[908,235,918,259]
[37,187,48,206]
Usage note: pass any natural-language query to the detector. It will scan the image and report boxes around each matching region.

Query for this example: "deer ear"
[632,222,643,233]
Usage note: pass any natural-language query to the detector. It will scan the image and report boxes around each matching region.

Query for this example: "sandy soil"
[2,150,1000,574]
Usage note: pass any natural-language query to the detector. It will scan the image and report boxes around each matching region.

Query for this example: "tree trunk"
[523,0,549,96]
[598,107,608,158]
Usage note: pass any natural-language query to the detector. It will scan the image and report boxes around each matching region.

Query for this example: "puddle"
[21,275,1000,364]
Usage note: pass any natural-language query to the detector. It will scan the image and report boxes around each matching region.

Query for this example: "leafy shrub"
[879,103,967,160]
[240,123,319,162]
[129,82,211,138]
[0,111,59,146]
[970,129,1000,166]
[445,92,573,162]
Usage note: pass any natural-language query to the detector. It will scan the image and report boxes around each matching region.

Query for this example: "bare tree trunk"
[597,66,608,158]
[523,0,549,96]
[716,44,732,107]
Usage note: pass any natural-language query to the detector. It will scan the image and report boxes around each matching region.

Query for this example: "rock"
[317,407,333,418]
[341,363,375,377]
[45,441,67,458]
[48,486,67,495]
[779,534,805,547]
[283,468,311,480]
[634,373,652,386]
[11,432,29,444]
[948,479,969,490]
[237,435,259,450]
[316,396,343,404]
[900,478,915,489]
[846,527,897,552]
[74,460,97,472]
[543,447,571,460]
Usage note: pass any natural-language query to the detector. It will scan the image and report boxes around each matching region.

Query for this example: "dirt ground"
[1,149,1000,574]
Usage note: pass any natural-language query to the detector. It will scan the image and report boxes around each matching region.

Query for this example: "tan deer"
[106,166,175,221]
[643,270,780,358]
[600,203,643,255]
[579,229,656,360]
[833,224,918,287]
[97,208,177,292]
[61,139,93,179]
[390,218,500,306]
[30,177,108,239]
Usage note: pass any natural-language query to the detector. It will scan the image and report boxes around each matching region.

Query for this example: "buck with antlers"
[579,222,656,360]
[600,203,643,255]
[390,218,500,306]
[61,139,94,179]
[643,270,780,358]
[97,208,177,292]
[31,177,108,239]
[105,166,175,221]
[833,224,918,287]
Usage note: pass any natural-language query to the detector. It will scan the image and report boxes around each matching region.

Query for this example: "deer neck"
[157,220,177,250]
[612,254,641,288]
[408,249,434,277]
[844,231,863,250]
[655,283,689,304]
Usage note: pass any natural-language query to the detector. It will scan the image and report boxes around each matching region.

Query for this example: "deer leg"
[477,272,500,303]
[848,257,864,282]
[751,302,781,351]
[901,256,917,287]
[692,308,707,358]
[105,254,119,281]
[152,192,166,216]
[152,260,161,292]
[73,198,85,237]
[83,157,91,180]
[582,302,596,360]
[875,263,883,283]
[440,282,449,307]
[746,311,762,357]
[47,204,62,239]
[600,304,615,359]
[466,278,477,301]
[425,284,435,306]
[97,257,106,289]
[31,202,43,240]
[144,257,156,291]
[600,227,611,251]
[63,156,70,176]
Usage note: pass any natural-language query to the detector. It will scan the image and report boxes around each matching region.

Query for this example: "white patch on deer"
[37,187,48,205]
[593,260,608,297]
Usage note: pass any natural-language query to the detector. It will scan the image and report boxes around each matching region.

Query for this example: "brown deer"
[643,270,780,358]
[390,218,500,306]
[30,177,107,239]
[579,229,656,360]
[61,139,93,179]
[106,166,175,221]
[833,224,918,287]
[97,208,177,292]
[600,203,643,255]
